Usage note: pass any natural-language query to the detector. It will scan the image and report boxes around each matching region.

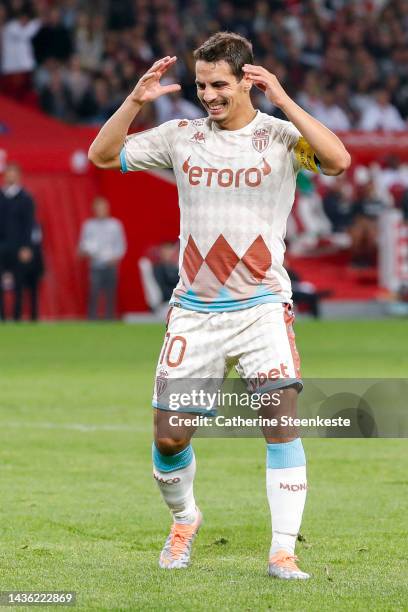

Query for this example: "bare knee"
[155,437,190,456]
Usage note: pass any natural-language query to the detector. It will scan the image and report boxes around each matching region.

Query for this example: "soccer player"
[88,32,350,579]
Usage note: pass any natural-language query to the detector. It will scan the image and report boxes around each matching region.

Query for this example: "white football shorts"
[152,302,302,414]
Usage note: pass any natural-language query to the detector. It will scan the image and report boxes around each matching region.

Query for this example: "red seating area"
[287,251,380,301]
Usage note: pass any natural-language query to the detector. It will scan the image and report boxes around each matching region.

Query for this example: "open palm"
[130,56,181,105]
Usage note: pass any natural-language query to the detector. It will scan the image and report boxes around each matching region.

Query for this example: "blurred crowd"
[1,0,408,130]
[287,156,408,266]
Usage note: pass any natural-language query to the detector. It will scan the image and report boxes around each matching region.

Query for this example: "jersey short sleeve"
[273,118,320,174]
[120,120,176,172]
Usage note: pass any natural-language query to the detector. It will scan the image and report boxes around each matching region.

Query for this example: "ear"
[242,73,253,93]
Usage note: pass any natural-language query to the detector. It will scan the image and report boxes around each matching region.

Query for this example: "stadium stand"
[1,0,408,129]
[1,0,408,318]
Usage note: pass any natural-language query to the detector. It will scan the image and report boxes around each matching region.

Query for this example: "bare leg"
[259,386,299,442]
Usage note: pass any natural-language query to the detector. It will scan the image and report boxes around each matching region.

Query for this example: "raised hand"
[242,64,289,108]
[129,56,181,105]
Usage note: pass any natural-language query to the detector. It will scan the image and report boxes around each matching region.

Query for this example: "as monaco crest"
[252,128,270,153]
[155,369,168,397]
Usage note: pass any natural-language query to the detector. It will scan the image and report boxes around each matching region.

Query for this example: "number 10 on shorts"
[159,333,187,368]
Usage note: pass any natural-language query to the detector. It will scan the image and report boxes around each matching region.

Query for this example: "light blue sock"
[152,443,194,473]
[266,438,306,469]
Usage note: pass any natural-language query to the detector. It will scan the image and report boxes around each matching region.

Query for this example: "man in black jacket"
[0,163,34,321]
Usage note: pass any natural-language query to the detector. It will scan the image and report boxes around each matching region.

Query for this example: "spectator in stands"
[287,267,330,319]
[153,242,179,303]
[0,163,35,321]
[359,90,406,131]
[85,77,121,125]
[74,13,105,72]
[385,73,408,121]
[288,172,333,256]
[349,180,387,267]
[39,67,75,121]
[0,8,41,99]
[59,0,80,31]
[153,78,203,124]
[296,71,323,117]
[2,0,408,132]
[63,54,92,115]
[312,90,351,132]
[323,177,353,233]
[32,7,72,65]
[78,196,127,320]
[374,155,408,194]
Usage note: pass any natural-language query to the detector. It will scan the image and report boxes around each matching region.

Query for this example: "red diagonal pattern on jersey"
[204,235,240,285]
[241,235,272,281]
[181,235,204,284]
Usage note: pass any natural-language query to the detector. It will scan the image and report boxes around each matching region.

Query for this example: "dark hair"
[193,32,254,81]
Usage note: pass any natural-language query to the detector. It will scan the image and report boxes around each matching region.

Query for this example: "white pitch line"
[0,421,143,433]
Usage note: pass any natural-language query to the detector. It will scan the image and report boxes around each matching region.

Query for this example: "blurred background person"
[21,220,44,321]
[349,180,387,267]
[359,90,406,131]
[0,7,41,101]
[0,163,35,321]
[153,241,179,303]
[322,176,354,234]
[78,196,126,320]
[287,267,331,319]
[153,77,203,123]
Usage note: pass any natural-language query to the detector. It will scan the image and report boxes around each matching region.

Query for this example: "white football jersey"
[121,110,319,312]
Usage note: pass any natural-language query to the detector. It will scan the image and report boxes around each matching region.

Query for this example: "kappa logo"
[182,156,271,188]
[252,127,270,153]
[190,131,205,144]
[280,482,307,492]
[155,369,168,397]
[178,120,188,127]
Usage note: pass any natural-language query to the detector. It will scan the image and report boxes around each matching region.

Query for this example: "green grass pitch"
[1,320,408,611]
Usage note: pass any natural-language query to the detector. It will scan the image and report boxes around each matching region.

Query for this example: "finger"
[245,74,268,91]
[242,66,270,78]
[242,63,263,70]
[160,83,181,95]
[245,74,268,84]
[148,57,173,76]
[152,56,176,71]
[139,70,160,82]
[156,56,177,76]
[151,56,171,69]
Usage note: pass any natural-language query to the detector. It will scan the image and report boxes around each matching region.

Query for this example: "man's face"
[93,199,109,218]
[4,166,21,187]
[195,60,251,127]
